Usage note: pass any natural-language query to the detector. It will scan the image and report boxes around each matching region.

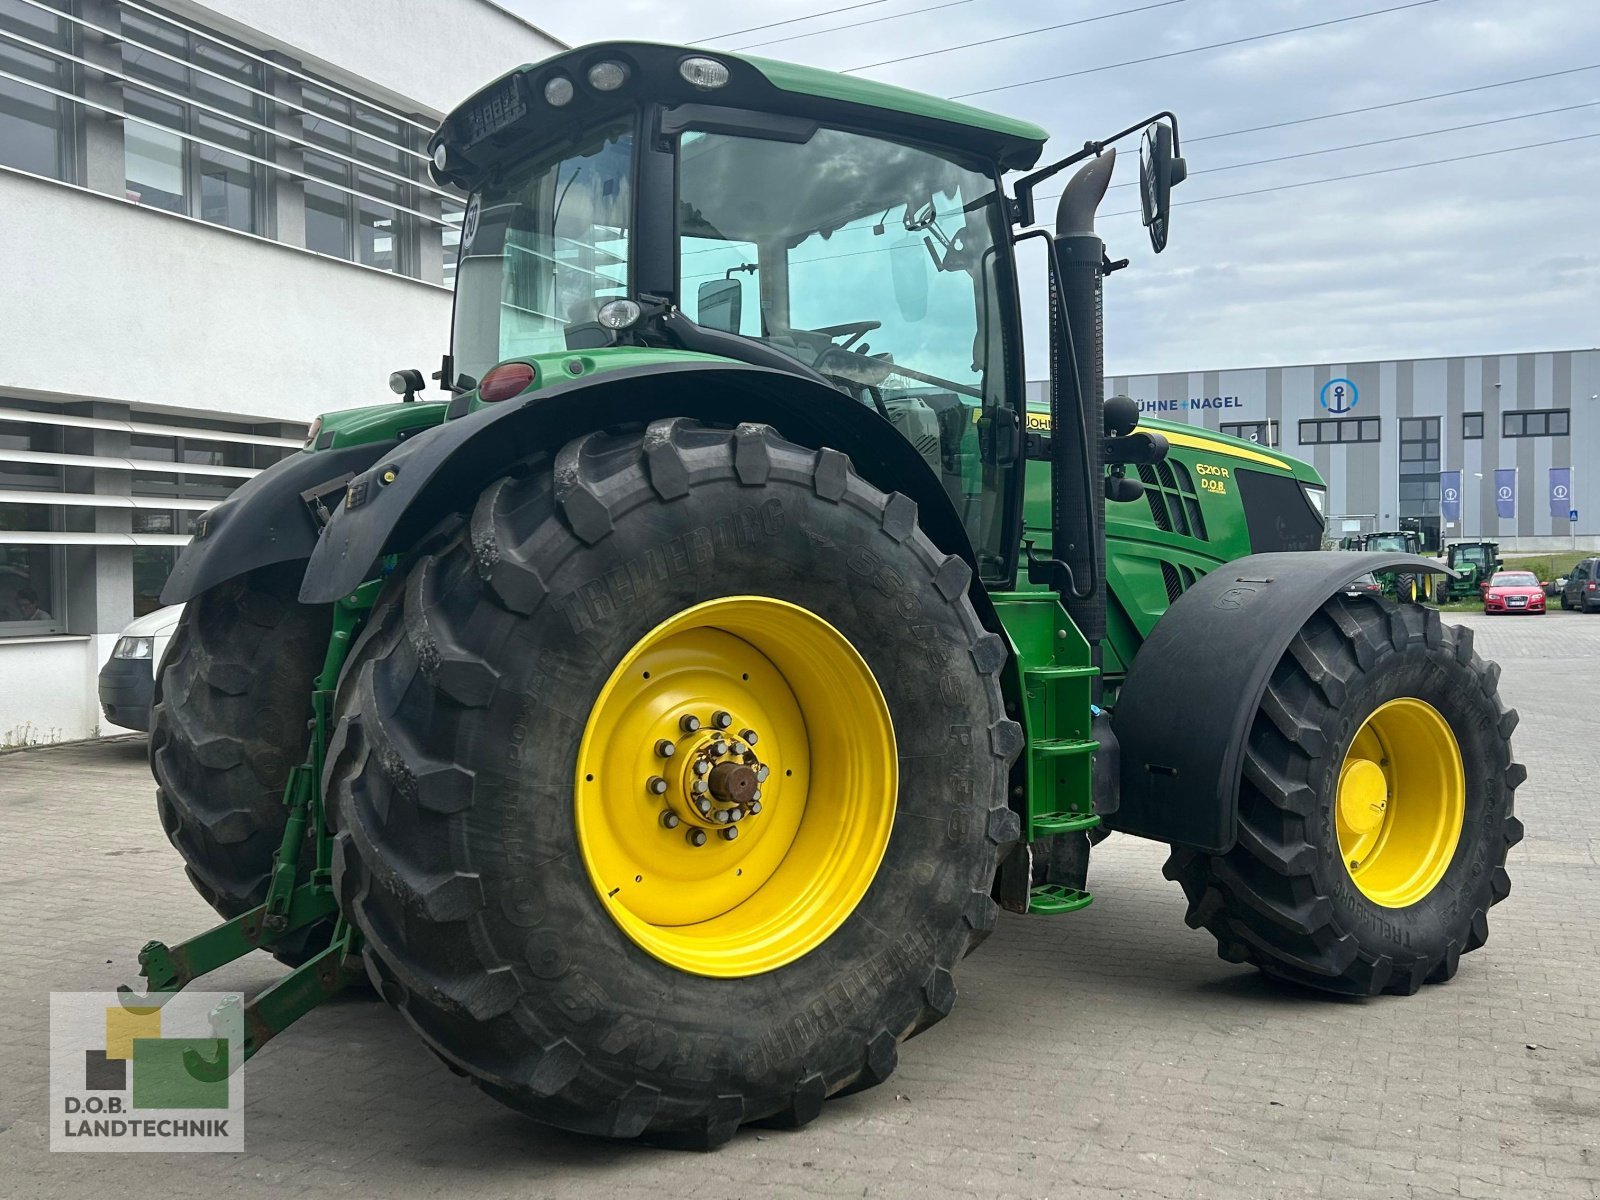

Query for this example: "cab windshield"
[1366,535,1410,552]
[677,124,1016,574]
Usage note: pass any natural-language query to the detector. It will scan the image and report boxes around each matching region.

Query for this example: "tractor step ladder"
[991,591,1101,914]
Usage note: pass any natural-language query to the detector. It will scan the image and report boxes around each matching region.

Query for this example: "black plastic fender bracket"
[159,442,396,606]
[1106,551,1451,853]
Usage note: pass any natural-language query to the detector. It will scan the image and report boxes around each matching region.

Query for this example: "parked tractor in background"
[1441,540,1503,601]
[127,43,1523,1147]
[1345,530,1429,602]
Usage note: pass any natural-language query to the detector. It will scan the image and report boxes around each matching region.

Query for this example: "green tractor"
[134,43,1523,1146]
[1347,530,1430,602]
[1441,540,1503,601]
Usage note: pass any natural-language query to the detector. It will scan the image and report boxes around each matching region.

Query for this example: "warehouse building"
[0,0,560,744]
[1037,348,1596,553]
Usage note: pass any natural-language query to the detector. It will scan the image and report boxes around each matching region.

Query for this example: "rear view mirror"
[1139,121,1187,254]
[696,277,743,333]
[890,237,929,322]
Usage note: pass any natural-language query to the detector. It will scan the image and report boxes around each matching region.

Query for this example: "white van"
[97,605,183,732]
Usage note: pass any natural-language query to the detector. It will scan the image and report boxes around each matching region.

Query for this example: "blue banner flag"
[1440,471,1461,522]
[1549,467,1572,519]
[1494,468,1516,520]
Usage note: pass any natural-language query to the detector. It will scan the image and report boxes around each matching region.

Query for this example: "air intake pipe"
[1048,150,1115,649]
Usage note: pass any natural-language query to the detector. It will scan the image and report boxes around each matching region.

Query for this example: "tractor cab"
[432,44,1052,578]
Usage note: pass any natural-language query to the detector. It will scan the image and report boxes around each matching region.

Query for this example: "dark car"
[1562,557,1600,613]
[1342,572,1383,600]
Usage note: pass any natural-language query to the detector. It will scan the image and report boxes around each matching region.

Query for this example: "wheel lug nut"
[696,797,711,814]
[748,800,761,815]
[680,714,702,733]
[693,760,711,776]
[714,809,730,823]
[731,742,747,756]
[712,710,733,730]
[687,828,708,847]
[712,741,728,757]
[755,766,770,782]
[751,788,762,802]
[740,729,758,746]
[660,811,680,829]
[655,739,675,758]
[729,807,744,822]
[691,778,709,794]
[646,776,668,795]
[721,826,739,841]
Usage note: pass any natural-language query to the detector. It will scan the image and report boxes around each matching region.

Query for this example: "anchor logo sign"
[1320,378,1359,414]
[1444,487,1459,503]
[1497,485,1514,502]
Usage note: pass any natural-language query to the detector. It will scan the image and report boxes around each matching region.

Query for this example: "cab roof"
[431,41,1049,190]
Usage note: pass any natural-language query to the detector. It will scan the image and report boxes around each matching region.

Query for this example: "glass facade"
[0,0,74,179]
[0,0,463,284]
[1398,416,1440,540]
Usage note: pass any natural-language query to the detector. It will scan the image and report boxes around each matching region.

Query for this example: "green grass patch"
[1501,551,1587,581]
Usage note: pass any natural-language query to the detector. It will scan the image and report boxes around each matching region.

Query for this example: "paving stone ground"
[1,610,1596,1199]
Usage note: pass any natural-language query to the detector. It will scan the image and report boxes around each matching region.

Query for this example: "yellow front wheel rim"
[1337,697,1465,908]
[574,596,897,978]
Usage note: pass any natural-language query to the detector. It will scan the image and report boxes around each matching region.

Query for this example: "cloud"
[505,0,1600,372]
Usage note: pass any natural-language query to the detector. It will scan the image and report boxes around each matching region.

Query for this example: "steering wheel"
[807,320,881,351]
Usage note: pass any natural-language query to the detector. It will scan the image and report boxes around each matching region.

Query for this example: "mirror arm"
[1011,110,1181,226]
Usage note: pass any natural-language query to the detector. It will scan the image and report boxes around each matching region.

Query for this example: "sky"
[506,0,1599,377]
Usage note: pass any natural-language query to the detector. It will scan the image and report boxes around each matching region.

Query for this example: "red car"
[1483,570,1546,615]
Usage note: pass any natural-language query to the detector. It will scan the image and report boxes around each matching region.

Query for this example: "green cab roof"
[433,42,1049,187]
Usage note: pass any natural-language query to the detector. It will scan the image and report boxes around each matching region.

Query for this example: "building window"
[0,416,67,635]
[1299,417,1380,445]
[1399,416,1441,524]
[1220,421,1278,447]
[120,9,264,234]
[1462,412,1483,440]
[300,83,414,271]
[0,0,76,180]
[1503,409,1570,438]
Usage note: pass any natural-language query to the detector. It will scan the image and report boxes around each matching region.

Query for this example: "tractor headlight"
[543,75,575,107]
[1302,483,1326,519]
[114,636,154,660]
[679,56,730,90]
[587,61,629,92]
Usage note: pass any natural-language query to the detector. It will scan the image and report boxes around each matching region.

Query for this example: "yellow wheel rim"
[574,596,896,978]
[1336,698,1465,908]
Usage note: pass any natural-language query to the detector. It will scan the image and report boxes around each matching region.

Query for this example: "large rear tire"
[327,419,1021,1145]
[150,563,333,964]
[1164,597,1523,995]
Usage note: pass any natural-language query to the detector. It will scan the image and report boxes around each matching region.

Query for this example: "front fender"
[1107,551,1450,852]
[299,360,985,607]
[160,441,398,606]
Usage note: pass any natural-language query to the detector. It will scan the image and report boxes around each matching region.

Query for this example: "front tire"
[1164,597,1523,995]
[327,419,1021,1144]
[150,563,333,964]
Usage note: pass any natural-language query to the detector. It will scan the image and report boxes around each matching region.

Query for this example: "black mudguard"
[1107,550,1451,853]
[160,441,397,606]
[299,360,985,607]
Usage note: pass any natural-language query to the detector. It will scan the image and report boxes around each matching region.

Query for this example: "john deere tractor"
[1346,530,1429,602]
[134,43,1523,1147]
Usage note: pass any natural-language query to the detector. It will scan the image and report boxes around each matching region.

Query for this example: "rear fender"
[298,360,989,617]
[159,441,397,606]
[1107,551,1450,852]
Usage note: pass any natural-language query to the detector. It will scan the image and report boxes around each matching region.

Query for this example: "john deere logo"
[1320,378,1359,414]
[50,991,245,1152]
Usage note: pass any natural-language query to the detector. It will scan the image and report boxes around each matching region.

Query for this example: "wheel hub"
[573,596,897,977]
[1335,697,1465,907]
[658,719,769,836]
